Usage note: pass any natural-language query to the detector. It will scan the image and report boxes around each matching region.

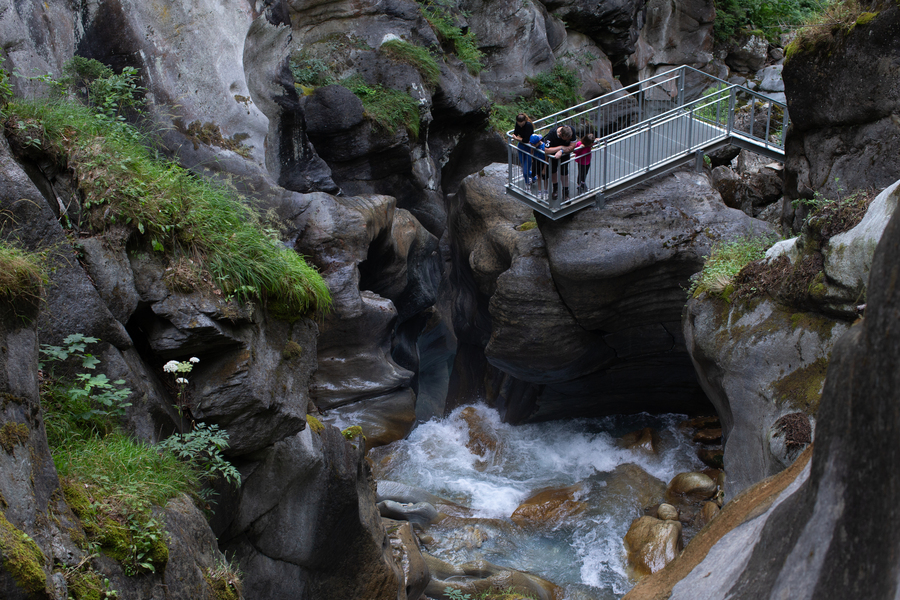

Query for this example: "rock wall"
[446,164,771,422]
[0,241,233,599]
[625,172,900,600]
[782,1,900,227]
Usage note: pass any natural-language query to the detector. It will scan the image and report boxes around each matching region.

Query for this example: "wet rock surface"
[782,4,900,212]
[624,516,684,578]
[450,164,772,422]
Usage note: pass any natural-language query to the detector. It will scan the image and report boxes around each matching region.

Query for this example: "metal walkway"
[505,65,789,219]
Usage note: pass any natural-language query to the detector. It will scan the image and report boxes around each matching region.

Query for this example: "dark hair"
[559,125,573,140]
[516,113,531,123]
[581,133,595,146]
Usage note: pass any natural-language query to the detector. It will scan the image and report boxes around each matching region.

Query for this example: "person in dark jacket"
[512,113,535,183]
[543,125,576,200]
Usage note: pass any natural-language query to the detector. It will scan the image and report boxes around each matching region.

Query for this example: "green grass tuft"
[381,39,441,87]
[4,97,330,315]
[419,0,484,74]
[54,431,199,509]
[489,66,583,133]
[341,75,421,137]
[690,234,777,299]
[0,240,46,307]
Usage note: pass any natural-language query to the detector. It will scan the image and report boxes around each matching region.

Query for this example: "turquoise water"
[371,404,706,599]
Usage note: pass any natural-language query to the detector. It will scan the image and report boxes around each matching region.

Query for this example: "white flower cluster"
[163,357,200,385]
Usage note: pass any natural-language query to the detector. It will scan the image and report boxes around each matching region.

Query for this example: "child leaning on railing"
[573,133,595,193]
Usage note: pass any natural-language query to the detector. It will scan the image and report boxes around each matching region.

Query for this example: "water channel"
[370,404,709,599]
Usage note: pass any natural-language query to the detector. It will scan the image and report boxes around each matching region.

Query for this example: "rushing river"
[370,404,707,600]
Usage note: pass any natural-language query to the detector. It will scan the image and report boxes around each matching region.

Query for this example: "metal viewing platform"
[505,65,789,219]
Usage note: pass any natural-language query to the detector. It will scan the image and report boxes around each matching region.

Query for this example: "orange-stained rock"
[679,415,720,430]
[510,484,587,528]
[665,472,717,504]
[459,406,502,469]
[657,503,679,521]
[697,447,724,469]
[693,427,723,444]
[696,501,720,528]
[618,427,660,454]
[606,463,667,509]
[624,516,683,579]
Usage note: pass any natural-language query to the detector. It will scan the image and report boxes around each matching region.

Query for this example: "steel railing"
[505,65,789,219]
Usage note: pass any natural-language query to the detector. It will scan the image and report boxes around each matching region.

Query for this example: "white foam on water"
[373,404,706,598]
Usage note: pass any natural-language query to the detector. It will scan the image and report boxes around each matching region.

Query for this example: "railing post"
[645,119,653,172]
[678,67,685,107]
[716,90,722,126]
[727,88,736,135]
[602,138,608,190]
[749,98,756,139]
[638,81,643,123]
[687,107,694,150]
[781,106,789,149]
[507,137,514,187]
[764,102,772,148]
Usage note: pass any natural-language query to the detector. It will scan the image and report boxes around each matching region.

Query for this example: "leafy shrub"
[41,334,132,444]
[713,0,821,43]
[784,0,870,61]
[489,66,583,132]
[419,0,484,74]
[527,65,582,110]
[159,423,241,491]
[689,234,777,299]
[381,39,441,87]
[341,75,421,137]
[43,337,240,576]
[2,61,330,315]
[290,54,337,93]
[60,57,144,122]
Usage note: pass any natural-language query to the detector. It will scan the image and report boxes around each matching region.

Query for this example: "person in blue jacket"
[530,133,547,196]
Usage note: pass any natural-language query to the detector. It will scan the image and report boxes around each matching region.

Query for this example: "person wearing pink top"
[572,133,595,193]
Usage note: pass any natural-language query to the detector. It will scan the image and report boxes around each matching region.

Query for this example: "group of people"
[512,113,595,202]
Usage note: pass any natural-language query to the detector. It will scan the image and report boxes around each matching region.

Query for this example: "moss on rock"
[281,340,303,360]
[66,568,106,600]
[204,570,242,600]
[306,414,325,434]
[772,357,829,413]
[0,422,29,453]
[62,480,169,575]
[0,511,48,596]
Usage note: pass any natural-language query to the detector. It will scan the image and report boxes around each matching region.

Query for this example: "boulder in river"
[510,483,588,528]
[618,427,660,455]
[624,516,684,579]
[665,472,717,504]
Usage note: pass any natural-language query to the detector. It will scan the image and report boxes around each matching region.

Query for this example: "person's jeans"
[517,141,533,181]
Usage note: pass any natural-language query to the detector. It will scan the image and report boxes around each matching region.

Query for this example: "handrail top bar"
[505,83,786,150]
[505,64,787,139]
[505,65,683,137]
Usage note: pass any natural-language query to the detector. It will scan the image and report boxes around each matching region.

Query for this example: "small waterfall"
[371,404,707,599]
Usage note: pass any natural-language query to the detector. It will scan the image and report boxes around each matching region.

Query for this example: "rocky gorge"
[2,0,900,598]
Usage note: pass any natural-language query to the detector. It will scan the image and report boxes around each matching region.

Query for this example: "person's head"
[581,133,595,146]
[559,125,573,141]
[530,134,542,145]
[516,113,531,125]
